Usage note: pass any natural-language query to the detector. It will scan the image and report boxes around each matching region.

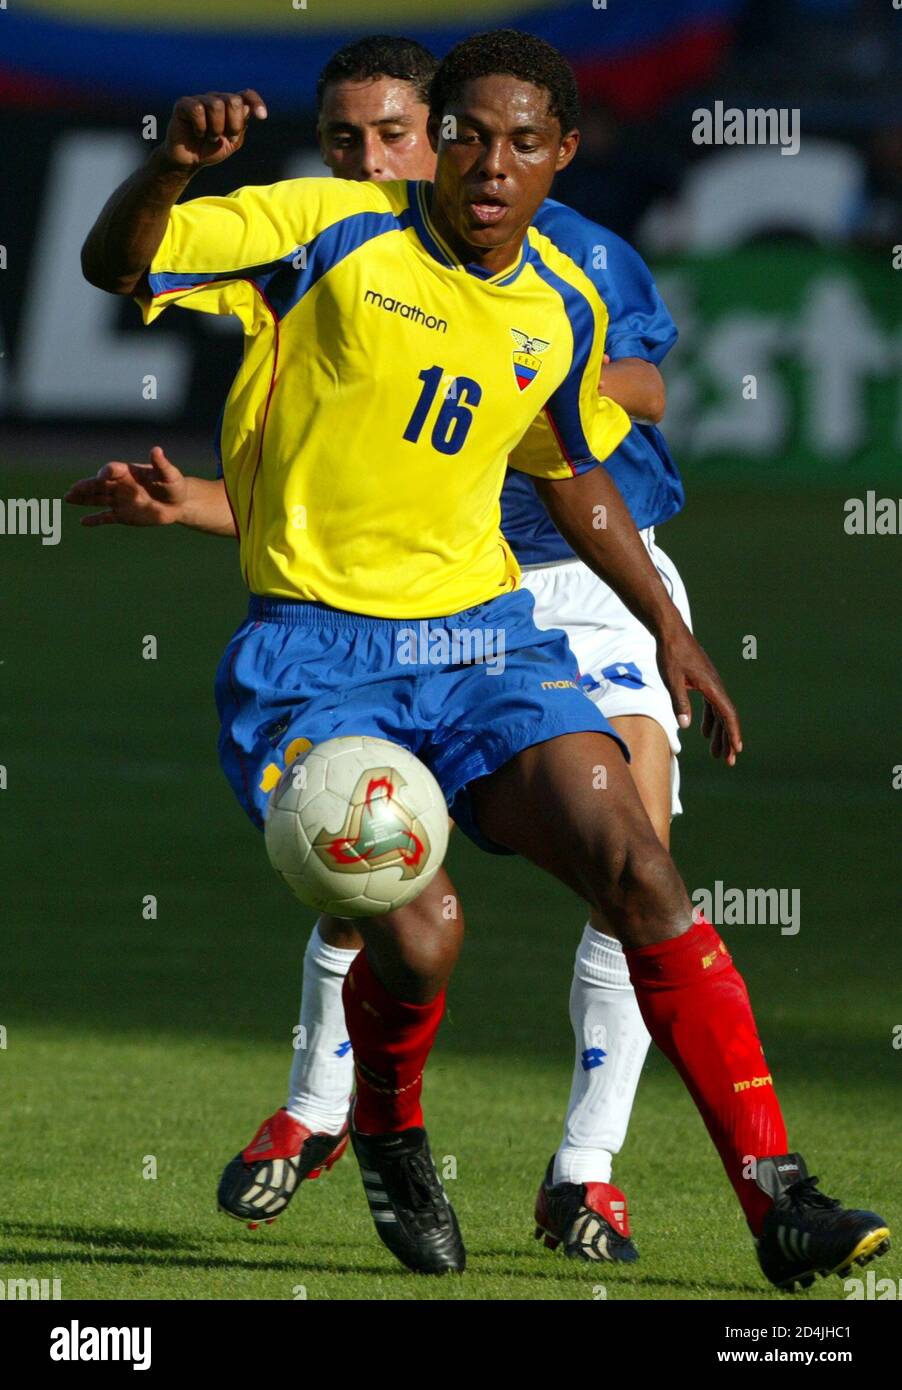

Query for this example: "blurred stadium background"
[1,0,899,472]
[2,0,900,1301]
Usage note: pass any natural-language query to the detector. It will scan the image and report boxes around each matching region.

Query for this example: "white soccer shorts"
[521,528,692,817]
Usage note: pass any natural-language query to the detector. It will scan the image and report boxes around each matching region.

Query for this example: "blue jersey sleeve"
[531,200,677,365]
[503,202,685,566]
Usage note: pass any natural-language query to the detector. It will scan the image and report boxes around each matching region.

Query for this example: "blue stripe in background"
[1,1,745,109]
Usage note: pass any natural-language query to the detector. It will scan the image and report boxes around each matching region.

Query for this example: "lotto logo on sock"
[581,1046,607,1072]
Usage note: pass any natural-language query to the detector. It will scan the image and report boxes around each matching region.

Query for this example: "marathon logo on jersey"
[363,289,447,333]
[50,1321,151,1371]
[510,329,550,390]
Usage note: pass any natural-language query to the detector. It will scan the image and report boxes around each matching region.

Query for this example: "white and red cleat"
[534,1156,639,1263]
[218,1107,349,1228]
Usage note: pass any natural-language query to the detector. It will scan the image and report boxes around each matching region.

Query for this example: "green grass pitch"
[2,454,899,1301]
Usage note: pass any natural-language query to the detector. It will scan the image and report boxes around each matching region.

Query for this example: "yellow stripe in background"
[20,0,555,33]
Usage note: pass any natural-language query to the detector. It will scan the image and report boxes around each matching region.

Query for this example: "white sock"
[285,920,358,1136]
[553,924,652,1187]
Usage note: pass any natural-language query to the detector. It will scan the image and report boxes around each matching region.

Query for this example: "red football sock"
[342,950,445,1134]
[626,918,788,1235]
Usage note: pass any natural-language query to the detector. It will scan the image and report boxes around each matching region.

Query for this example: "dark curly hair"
[429,29,581,135]
[316,35,438,113]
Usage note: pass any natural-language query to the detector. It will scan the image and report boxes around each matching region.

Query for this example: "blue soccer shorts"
[214,588,628,854]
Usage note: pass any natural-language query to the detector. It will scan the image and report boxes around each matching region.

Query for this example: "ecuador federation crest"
[511,328,551,390]
[313,767,429,879]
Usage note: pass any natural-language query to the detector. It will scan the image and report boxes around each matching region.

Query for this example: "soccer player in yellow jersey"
[70,36,681,1264]
[80,30,889,1287]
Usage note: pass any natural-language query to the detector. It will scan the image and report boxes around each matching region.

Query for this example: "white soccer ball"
[264,735,449,918]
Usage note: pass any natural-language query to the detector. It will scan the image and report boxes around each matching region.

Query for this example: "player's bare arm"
[65,447,237,535]
[534,465,742,764]
[80,89,267,296]
[600,356,666,423]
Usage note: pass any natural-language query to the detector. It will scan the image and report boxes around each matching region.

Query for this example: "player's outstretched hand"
[64,446,188,527]
[655,623,743,765]
[163,89,268,171]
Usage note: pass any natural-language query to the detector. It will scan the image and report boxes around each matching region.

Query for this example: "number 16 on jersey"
[402,365,483,457]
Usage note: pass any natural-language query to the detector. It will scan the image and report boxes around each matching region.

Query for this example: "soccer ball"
[264,735,449,918]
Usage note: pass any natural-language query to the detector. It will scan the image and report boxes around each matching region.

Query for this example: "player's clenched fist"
[163,89,268,170]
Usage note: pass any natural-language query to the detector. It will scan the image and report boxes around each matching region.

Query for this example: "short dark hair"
[429,29,581,135]
[316,35,438,114]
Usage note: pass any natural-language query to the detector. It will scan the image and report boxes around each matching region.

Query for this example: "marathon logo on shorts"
[50,1321,151,1371]
[540,679,578,690]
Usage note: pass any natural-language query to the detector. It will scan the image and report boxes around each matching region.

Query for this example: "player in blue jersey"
[73,31,888,1288]
[68,36,684,1260]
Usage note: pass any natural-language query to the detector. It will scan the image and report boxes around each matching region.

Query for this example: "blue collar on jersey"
[407,181,528,287]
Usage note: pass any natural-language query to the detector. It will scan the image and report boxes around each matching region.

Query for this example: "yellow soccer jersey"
[141,178,629,618]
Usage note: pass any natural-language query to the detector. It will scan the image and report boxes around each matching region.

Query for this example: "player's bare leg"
[318,917,364,951]
[474,733,689,942]
[606,714,672,848]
